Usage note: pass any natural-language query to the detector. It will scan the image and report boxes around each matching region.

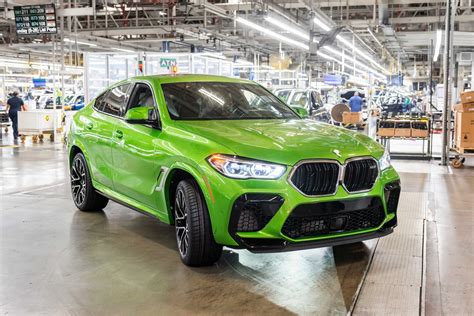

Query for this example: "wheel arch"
[68,140,92,174]
[163,164,214,228]
[69,145,83,166]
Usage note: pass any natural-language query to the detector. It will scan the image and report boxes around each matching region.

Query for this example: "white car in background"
[36,93,54,109]
[274,88,332,123]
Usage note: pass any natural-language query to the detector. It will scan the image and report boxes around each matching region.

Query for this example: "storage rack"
[377,116,433,160]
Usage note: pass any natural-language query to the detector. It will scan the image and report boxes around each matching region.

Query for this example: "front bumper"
[235,218,396,253]
[204,164,400,249]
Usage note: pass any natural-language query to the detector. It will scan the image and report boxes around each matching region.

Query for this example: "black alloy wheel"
[70,153,108,212]
[174,179,223,266]
[174,188,189,258]
[71,156,86,206]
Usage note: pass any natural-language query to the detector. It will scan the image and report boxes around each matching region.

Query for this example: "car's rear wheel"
[174,179,223,266]
[70,152,108,212]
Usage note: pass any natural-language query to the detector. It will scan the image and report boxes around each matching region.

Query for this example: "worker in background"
[349,91,363,112]
[6,91,27,140]
[27,92,37,109]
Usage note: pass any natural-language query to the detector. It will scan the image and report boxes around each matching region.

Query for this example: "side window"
[93,92,107,111]
[103,83,130,116]
[127,83,157,120]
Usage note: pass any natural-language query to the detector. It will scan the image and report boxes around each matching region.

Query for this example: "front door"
[111,82,164,212]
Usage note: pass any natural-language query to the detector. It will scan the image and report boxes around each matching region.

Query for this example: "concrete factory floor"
[1,136,473,315]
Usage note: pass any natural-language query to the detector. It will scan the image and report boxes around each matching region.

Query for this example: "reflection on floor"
[1,135,473,315]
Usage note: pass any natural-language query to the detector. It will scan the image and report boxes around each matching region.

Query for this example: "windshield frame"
[160,81,300,121]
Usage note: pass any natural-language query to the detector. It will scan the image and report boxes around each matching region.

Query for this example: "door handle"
[85,122,93,130]
[114,130,123,139]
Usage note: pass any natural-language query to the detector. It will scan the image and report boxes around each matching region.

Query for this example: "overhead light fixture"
[64,38,98,47]
[112,47,135,53]
[313,17,389,75]
[367,28,383,48]
[264,16,316,43]
[433,29,442,62]
[320,46,384,78]
[313,17,331,32]
[236,16,386,81]
[236,17,309,50]
[264,16,385,78]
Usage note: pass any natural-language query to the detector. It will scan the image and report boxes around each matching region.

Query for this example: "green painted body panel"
[68,74,400,248]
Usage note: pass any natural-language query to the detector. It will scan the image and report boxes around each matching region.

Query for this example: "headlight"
[379,148,391,170]
[207,154,286,179]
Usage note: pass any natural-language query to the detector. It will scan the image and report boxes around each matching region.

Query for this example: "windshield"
[275,90,291,102]
[289,91,308,107]
[161,82,299,120]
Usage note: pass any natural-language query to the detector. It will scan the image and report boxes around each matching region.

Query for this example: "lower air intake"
[282,197,385,239]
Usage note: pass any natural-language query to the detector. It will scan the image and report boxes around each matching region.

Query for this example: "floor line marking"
[420,219,427,316]
[12,182,66,195]
[347,238,380,316]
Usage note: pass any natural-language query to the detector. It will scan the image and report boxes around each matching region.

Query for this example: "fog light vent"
[384,181,401,214]
[230,194,284,233]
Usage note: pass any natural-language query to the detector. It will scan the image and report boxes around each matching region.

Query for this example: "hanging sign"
[160,58,177,69]
[14,4,57,35]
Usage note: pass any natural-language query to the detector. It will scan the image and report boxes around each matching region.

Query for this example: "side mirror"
[124,106,161,129]
[291,105,309,119]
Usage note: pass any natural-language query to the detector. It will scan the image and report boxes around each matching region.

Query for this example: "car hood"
[174,119,384,166]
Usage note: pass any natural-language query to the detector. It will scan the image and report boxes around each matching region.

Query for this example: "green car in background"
[68,75,400,266]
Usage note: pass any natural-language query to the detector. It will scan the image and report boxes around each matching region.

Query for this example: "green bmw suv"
[68,75,400,266]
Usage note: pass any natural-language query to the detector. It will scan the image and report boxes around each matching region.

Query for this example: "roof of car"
[128,74,255,85]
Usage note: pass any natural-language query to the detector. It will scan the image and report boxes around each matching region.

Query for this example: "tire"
[70,152,109,212]
[174,179,223,266]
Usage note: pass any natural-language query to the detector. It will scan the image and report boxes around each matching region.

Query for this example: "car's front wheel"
[70,152,109,212]
[174,179,223,266]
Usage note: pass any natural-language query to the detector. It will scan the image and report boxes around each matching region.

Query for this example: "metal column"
[441,0,452,165]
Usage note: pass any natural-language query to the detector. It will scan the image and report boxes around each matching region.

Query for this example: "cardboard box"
[453,102,474,112]
[394,121,412,137]
[460,90,474,105]
[411,121,429,138]
[377,120,395,137]
[342,111,362,124]
[455,111,474,149]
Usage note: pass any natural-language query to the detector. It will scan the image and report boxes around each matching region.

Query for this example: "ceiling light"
[321,46,385,78]
[313,17,331,32]
[265,16,314,42]
[264,16,385,78]
[236,17,309,50]
[236,16,386,81]
[313,17,389,74]
[64,38,97,47]
[433,29,442,62]
[112,47,135,53]
[335,35,389,74]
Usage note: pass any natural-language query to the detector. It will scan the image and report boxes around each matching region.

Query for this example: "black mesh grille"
[237,205,274,232]
[343,159,378,192]
[290,162,340,196]
[384,181,401,214]
[230,194,284,233]
[282,197,385,239]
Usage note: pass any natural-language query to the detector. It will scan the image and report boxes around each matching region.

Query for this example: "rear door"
[111,82,164,210]
[82,84,130,189]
